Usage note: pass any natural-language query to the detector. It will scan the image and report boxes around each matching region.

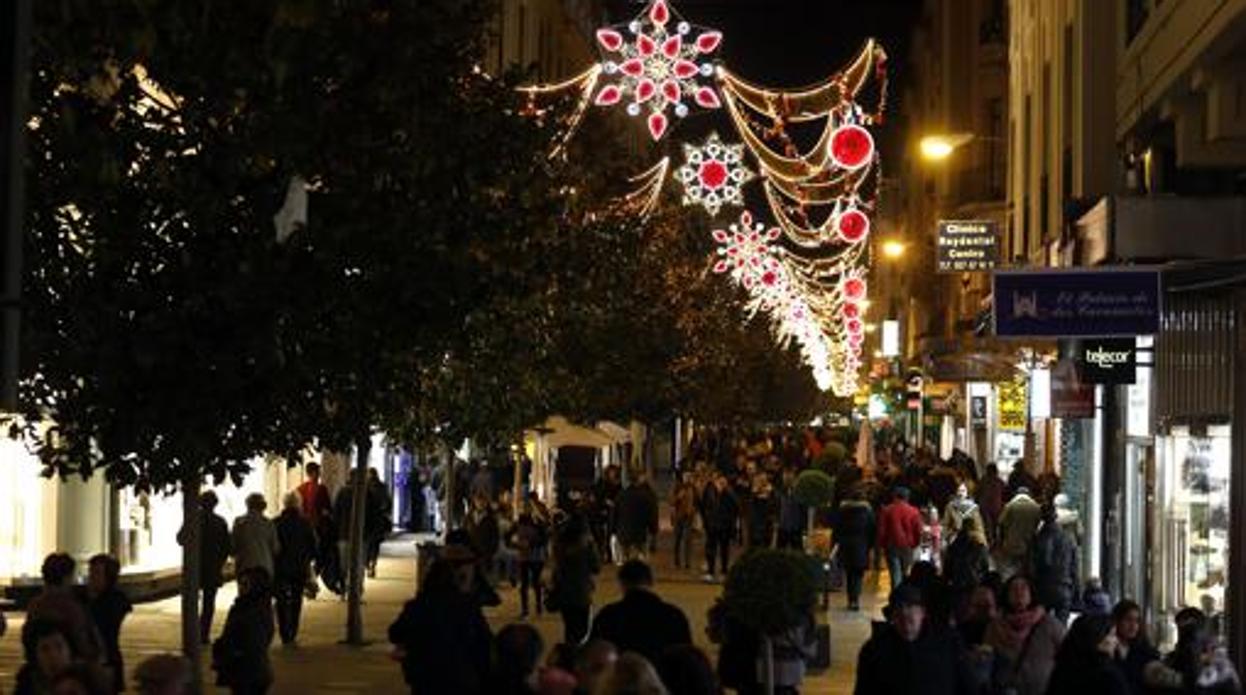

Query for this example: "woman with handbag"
[548,514,601,645]
[984,574,1065,695]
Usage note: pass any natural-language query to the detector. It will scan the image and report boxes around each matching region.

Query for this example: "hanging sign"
[993,269,1161,337]
[970,395,988,423]
[1078,338,1137,384]
[997,377,1028,431]
[937,220,998,273]
[1050,359,1094,419]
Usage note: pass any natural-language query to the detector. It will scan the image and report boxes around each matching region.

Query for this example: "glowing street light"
[919,133,975,161]
[881,240,907,259]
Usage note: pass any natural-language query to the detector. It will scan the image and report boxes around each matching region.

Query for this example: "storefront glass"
[0,436,56,580]
[1156,425,1231,643]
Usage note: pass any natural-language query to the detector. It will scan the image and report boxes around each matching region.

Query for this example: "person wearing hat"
[854,583,969,695]
[388,555,493,694]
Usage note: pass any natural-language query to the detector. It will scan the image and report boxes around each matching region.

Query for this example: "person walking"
[616,476,660,562]
[699,473,739,582]
[1031,504,1079,622]
[548,515,601,646]
[388,557,493,695]
[82,554,131,693]
[984,574,1066,695]
[273,492,317,646]
[943,516,991,612]
[775,468,805,551]
[997,486,1042,578]
[1111,600,1161,695]
[1044,614,1130,695]
[590,561,693,665]
[671,473,699,570]
[296,463,336,590]
[465,495,501,581]
[853,584,969,695]
[941,483,984,547]
[876,487,923,590]
[593,466,623,564]
[177,490,232,643]
[23,554,103,666]
[512,496,550,619]
[211,567,276,694]
[976,464,1006,546]
[233,493,280,579]
[365,468,392,578]
[833,487,875,611]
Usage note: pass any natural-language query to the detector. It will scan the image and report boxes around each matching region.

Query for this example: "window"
[987,97,1005,199]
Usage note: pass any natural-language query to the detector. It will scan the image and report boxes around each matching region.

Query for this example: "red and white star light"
[677,133,754,216]
[593,0,723,140]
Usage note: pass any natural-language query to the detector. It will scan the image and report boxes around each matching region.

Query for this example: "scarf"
[997,606,1046,652]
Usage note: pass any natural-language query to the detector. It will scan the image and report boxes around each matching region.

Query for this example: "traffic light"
[905,369,924,410]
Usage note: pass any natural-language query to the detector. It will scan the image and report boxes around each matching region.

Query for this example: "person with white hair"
[232,492,281,579]
[274,492,318,645]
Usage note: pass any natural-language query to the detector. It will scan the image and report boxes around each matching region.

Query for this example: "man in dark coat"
[177,490,232,644]
[700,472,740,580]
[614,478,659,561]
[1031,504,1079,622]
[589,561,693,664]
[975,463,1005,546]
[854,584,971,695]
[834,488,875,610]
[389,555,492,695]
[274,492,318,645]
[212,567,275,693]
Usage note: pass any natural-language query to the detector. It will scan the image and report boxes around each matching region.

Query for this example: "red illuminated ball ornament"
[842,302,861,320]
[842,277,867,301]
[829,124,875,170]
[846,318,864,335]
[837,208,870,243]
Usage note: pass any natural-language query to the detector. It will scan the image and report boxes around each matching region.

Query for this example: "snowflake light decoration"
[711,210,791,307]
[677,133,754,216]
[594,0,723,140]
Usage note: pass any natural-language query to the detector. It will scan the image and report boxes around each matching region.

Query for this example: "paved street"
[0,532,888,693]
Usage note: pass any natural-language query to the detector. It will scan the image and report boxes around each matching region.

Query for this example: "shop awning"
[538,416,618,449]
[924,350,1025,383]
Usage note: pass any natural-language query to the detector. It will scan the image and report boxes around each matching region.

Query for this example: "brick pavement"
[0,533,889,694]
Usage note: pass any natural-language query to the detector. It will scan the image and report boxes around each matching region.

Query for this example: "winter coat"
[178,511,232,589]
[466,508,501,560]
[834,500,875,571]
[854,623,970,695]
[274,509,318,585]
[998,493,1042,559]
[23,586,104,663]
[877,500,923,549]
[671,482,698,525]
[943,533,991,593]
[366,479,391,540]
[550,541,601,609]
[976,474,1005,522]
[232,511,281,578]
[700,486,740,533]
[212,589,275,690]
[1115,639,1161,695]
[1031,522,1079,611]
[590,589,693,664]
[942,496,984,542]
[388,587,492,694]
[512,514,549,564]
[984,610,1065,695]
[297,480,333,534]
[777,487,805,533]
[615,483,660,545]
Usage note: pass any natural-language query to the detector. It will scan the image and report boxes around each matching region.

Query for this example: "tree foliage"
[723,549,819,635]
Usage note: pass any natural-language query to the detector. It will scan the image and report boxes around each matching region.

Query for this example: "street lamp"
[881,240,906,259]
[919,133,975,161]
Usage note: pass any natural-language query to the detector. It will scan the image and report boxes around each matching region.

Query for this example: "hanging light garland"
[519,1,887,396]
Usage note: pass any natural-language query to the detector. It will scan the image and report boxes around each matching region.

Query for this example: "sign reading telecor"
[937,220,998,273]
[1078,338,1137,384]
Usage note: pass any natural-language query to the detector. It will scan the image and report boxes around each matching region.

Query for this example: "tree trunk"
[345,436,370,645]
[180,474,204,694]
[443,453,456,534]
[762,634,775,695]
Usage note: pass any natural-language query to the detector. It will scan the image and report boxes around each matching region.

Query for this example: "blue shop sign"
[993,269,1161,337]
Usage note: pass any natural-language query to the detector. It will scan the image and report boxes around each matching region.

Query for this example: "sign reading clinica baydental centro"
[937,220,998,272]
[1078,338,1136,384]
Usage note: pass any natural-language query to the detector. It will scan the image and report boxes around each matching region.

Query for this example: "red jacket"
[876,500,922,549]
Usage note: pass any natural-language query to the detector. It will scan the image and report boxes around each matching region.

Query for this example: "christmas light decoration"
[518,2,889,396]
[594,0,722,140]
[677,133,754,216]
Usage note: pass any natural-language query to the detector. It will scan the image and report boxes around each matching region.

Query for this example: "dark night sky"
[601,0,925,160]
